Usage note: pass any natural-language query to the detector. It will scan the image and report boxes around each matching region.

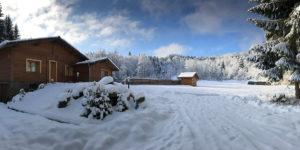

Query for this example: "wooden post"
[127,77,130,89]
[295,82,300,99]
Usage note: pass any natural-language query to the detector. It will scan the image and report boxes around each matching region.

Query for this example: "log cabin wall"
[0,38,88,102]
[180,78,193,85]
[10,40,85,83]
[0,48,12,82]
[73,64,90,82]
[90,60,113,82]
[180,77,198,86]
[0,49,11,102]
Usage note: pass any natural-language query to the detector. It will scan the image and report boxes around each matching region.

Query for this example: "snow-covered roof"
[178,72,198,78]
[0,40,9,49]
[0,36,89,60]
[76,57,107,65]
[75,57,120,70]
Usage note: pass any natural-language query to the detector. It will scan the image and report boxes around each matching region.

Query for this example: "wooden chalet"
[178,72,199,86]
[0,36,119,102]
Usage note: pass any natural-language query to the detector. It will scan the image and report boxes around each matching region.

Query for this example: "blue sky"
[2,0,265,57]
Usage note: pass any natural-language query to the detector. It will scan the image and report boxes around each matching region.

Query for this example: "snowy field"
[2,81,300,150]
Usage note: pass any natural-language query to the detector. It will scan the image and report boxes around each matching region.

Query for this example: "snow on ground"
[2,80,300,150]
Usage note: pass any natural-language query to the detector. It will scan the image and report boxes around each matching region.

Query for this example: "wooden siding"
[73,64,89,82]
[10,40,85,83]
[73,60,115,82]
[0,49,11,82]
[0,83,9,102]
[90,60,113,82]
[180,77,198,86]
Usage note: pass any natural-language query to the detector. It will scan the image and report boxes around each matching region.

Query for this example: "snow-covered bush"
[11,89,26,102]
[116,93,130,112]
[270,93,287,103]
[81,83,113,120]
[71,84,87,99]
[54,77,146,120]
[265,93,299,105]
[134,92,146,109]
[79,77,146,120]
[99,76,114,85]
[57,89,73,108]
[38,83,45,90]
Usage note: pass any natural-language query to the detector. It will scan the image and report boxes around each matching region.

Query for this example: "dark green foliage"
[13,24,20,40]
[247,0,300,82]
[0,2,21,42]
[81,86,113,120]
[248,0,294,20]
[4,16,14,40]
[116,94,128,112]
[0,3,5,42]
[57,99,70,108]
[57,89,73,108]
[108,92,118,106]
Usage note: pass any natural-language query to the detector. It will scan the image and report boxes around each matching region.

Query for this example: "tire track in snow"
[132,85,300,150]
[201,95,298,150]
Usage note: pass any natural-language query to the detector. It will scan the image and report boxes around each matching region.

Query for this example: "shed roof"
[0,36,89,60]
[75,57,120,71]
[178,72,198,78]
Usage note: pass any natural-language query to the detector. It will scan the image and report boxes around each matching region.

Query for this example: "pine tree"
[4,15,14,40]
[13,24,20,40]
[0,3,5,42]
[247,0,300,99]
[239,58,244,68]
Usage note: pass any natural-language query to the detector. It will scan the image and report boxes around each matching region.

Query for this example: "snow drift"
[7,77,146,123]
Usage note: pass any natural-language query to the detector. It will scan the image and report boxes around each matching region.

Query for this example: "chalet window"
[101,71,108,78]
[65,65,73,77]
[26,59,41,73]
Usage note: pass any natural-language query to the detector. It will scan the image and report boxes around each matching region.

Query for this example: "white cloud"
[153,43,189,57]
[98,27,116,37]
[182,1,241,35]
[1,0,154,47]
[106,38,131,47]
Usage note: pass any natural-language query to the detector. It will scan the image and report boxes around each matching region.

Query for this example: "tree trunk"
[295,82,300,99]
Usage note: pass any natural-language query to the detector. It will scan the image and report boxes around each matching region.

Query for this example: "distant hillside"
[87,50,263,81]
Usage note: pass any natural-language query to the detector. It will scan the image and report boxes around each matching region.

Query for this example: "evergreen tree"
[0,4,2,18]
[247,0,300,99]
[0,3,5,42]
[239,58,244,68]
[4,16,14,40]
[13,24,20,40]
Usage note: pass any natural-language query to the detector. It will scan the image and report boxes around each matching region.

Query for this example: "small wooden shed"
[74,57,119,82]
[178,72,199,86]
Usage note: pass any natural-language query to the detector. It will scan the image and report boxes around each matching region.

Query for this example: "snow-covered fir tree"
[247,0,300,98]
[4,15,14,40]
[0,3,5,42]
[0,2,20,42]
[13,24,20,40]
[137,53,155,78]
[87,49,259,82]
[81,83,113,120]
